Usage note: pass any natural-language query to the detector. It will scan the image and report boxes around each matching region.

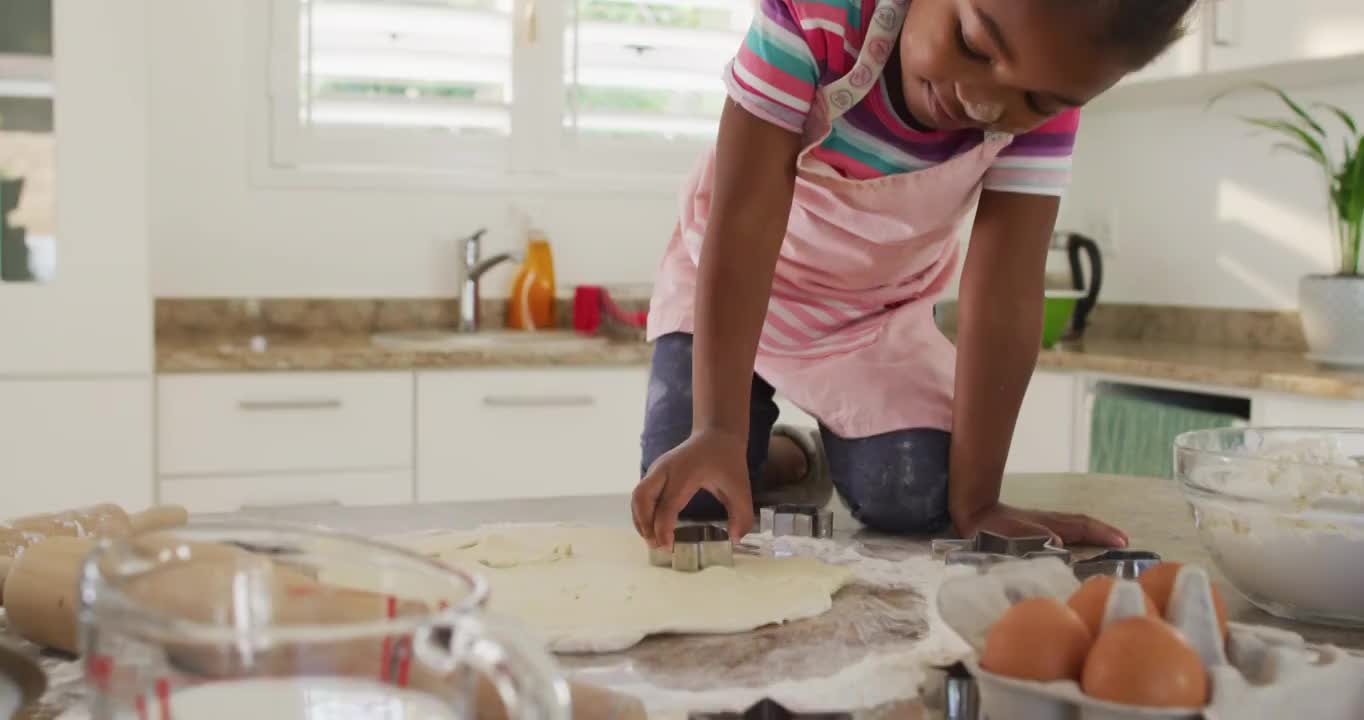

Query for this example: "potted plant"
[0,175,22,217]
[0,112,22,221]
[1222,85,1363,365]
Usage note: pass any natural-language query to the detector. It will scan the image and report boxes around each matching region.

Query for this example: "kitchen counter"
[11,474,1363,719]
[155,332,1364,403]
[156,333,654,372]
[1037,338,1364,401]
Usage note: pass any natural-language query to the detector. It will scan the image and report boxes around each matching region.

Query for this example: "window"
[267,0,752,179]
[564,0,749,140]
[302,0,513,136]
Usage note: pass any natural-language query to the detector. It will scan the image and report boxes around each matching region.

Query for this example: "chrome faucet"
[459,228,518,333]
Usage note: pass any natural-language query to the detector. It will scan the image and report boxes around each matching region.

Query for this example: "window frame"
[257,0,722,190]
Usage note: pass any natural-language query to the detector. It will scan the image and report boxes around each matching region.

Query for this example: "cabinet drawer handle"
[482,395,596,408]
[239,499,343,511]
[237,398,344,412]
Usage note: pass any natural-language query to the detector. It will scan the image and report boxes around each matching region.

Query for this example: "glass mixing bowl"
[1174,427,1364,628]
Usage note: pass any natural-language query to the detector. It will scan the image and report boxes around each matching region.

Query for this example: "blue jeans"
[639,333,951,534]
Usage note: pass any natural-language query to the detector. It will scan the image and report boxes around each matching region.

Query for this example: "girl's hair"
[1095,0,1200,68]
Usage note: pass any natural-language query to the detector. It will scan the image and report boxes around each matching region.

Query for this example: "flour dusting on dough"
[461,533,575,568]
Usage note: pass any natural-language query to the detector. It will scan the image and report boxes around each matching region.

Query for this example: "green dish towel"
[1089,391,1240,479]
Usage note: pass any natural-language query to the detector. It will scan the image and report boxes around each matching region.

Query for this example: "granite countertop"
[155,332,1364,402]
[12,474,1363,719]
[1036,338,1364,400]
[156,332,655,372]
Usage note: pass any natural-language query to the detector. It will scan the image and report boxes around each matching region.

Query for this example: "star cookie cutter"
[931,530,1072,568]
[648,524,734,572]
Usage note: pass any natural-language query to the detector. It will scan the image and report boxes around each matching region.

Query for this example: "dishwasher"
[1087,381,1250,480]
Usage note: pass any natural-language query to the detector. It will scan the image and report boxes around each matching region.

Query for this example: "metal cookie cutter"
[1072,550,1162,580]
[690,699,852,720]
[931,531,1072,568]
[648,525,734,572]
[923,662,980,720]
[759,504,833,539]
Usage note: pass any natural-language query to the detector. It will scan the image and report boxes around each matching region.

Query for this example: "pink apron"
[647,0,1014,439]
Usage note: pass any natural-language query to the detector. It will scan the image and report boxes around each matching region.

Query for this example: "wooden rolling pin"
[0,503,188,601]
[4,534,421,654]
[6,535,644,719]
[0,503,188,558]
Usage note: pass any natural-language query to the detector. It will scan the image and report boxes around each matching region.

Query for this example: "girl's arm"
[694,99,801,452]
[632,99,803,546]
[948,189,1128,547]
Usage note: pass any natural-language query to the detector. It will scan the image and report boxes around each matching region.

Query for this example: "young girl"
[633,0,1195,548]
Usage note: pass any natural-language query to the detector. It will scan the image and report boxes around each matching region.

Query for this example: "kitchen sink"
[370,329,608,353]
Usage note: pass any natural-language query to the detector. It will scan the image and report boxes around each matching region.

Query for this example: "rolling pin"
[5,535,645,719]
[0,503,188,601]
[0,503,189,556]
[4,534,424,654]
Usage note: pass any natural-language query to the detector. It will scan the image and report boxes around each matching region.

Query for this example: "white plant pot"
[1299,274,1364,366]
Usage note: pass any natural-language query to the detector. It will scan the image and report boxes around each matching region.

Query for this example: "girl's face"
[899,0,1132,133]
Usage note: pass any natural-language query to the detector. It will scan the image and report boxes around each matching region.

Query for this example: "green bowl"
[1042,291,1084,349]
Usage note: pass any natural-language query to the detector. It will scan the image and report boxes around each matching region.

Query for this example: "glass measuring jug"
[78,522,570,719]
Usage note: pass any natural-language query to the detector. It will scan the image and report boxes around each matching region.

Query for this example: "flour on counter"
[572,535,973,716]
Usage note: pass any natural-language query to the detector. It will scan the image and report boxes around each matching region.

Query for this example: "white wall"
[1058,80,1364,310]
[146,0,1363,311]
[147,0,680,299]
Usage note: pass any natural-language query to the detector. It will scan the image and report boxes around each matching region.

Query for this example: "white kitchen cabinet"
[1205,0,1364,73]
[0,1,157,518]
[417,368,649,502]
[161,470,410,514]
[0,379,153,516]
[158,372,413,476]
[0,0,152,376]
[1006,371,1079,474]
[157,372,414,510]
[1252,394,1364,428]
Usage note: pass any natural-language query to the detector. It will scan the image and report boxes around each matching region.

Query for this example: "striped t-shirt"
[724,0,1078,195]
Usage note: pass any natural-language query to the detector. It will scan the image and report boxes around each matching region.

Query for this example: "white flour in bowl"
[1189,436,1364,621]
[1192,436,1364,509]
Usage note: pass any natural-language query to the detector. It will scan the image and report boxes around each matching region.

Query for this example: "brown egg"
[1067,576,1158,636]
[981,597,1093,683]
[1138,562,1229,637]
[1082,616,1208,708]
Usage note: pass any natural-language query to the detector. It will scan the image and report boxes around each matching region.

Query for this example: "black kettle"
[1062,233,1103,339]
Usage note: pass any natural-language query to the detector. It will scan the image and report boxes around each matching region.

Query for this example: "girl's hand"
[632,430,753,549]
[953,502,1129,549]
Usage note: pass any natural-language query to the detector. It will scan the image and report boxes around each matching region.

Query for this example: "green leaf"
[1349,135,1364,226]
[1253,83,1327,137]
[1316,102,1359,137]
[1271,142,1320,162]
[1241,117,1330,168]
[1335,151,1355,221]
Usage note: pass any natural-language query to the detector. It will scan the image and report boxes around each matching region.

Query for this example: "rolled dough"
[386,526,854,653]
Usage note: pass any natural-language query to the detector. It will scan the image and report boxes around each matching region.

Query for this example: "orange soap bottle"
[507,229,556,330]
